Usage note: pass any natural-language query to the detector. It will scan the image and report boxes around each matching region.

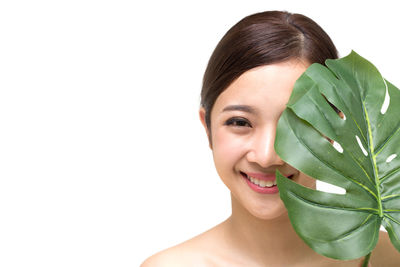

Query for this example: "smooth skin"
[142,60,400,266]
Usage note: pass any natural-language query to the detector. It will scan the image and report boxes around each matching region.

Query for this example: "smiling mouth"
[240,171,294,188]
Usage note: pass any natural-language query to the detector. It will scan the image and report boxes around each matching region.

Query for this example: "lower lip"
[242,174,279,194]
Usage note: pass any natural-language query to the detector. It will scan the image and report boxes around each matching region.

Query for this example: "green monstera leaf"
[275,51,400,260]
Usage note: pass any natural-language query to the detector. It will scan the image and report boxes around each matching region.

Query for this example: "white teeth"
[265,180,274,187]
[259,180,267,187]
[247,175,276,188]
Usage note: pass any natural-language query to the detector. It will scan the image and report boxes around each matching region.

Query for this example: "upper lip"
[242,171,293,181]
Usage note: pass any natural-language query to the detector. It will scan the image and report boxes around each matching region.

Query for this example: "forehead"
[212,60,309,114]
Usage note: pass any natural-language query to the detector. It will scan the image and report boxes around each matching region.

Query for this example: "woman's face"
[200,60,316,220]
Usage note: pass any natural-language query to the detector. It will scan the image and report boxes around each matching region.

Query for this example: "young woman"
[142,11,400,266]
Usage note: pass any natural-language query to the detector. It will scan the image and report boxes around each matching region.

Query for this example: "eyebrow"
[222,105,257,114]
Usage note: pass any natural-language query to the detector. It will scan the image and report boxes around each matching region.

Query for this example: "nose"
[246,126,284,168]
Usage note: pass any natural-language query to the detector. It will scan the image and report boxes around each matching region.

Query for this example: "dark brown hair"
[200,10,338,130]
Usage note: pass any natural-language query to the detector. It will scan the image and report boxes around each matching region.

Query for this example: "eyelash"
[224,117,252,128]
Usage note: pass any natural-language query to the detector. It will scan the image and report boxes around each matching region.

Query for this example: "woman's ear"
[199,107,212,149]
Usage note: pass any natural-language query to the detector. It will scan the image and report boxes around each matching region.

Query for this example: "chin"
[248,200,288,221]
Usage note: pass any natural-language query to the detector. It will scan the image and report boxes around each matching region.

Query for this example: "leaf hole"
[316,181,346,195]
[380,79,390,114]
[332,141,343,153]
[386,154,397,163]
[355,135,368,156]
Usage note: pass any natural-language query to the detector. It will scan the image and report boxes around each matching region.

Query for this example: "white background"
[1,0,399,266]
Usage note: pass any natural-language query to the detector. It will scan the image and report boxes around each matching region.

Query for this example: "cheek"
[212,129,246,172]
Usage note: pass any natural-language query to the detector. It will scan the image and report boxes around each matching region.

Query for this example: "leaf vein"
[384,214,400,225]
[382,194,400,201]
[384,217,400,244]
[380,166,400,183]
[375,122,400,156]
[362,101,383,217]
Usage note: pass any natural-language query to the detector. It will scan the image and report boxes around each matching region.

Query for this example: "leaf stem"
[361,252,371,267]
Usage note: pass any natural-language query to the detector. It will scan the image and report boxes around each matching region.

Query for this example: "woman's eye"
[225,117,252,127]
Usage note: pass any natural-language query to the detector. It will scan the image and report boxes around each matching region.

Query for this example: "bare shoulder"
[141,225,224,267]
[140,243,208,267]
[370,230,400,267]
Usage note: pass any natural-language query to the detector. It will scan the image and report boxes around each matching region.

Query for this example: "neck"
[225,193,315,265]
